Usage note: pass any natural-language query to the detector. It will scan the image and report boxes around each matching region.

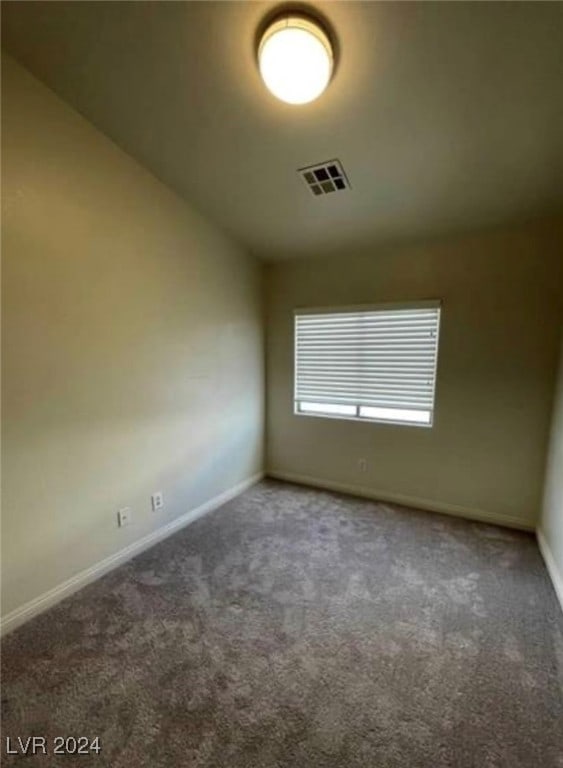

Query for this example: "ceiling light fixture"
[258,13,334,105]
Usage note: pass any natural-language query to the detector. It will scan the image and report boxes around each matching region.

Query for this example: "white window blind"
[294,302,441,426]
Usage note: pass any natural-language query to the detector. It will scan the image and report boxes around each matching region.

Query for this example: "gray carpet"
[2,480,563,767]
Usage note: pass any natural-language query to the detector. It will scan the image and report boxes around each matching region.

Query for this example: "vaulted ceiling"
[3,1,563,259]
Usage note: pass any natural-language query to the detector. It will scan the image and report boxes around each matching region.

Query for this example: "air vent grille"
[298,159,350,196]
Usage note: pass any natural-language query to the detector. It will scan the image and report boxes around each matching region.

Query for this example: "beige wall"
[265,219,563,529]
[540,331,563,608]
[1,55,264,620]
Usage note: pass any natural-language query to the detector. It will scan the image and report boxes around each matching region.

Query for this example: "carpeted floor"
[2,480,563,767]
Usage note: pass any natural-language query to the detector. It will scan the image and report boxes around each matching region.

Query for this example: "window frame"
[293,300,442,428]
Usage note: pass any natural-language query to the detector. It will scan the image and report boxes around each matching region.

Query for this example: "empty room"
[1,1,562,766]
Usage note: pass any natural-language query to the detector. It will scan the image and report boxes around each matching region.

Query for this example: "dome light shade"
[258,15,334,105]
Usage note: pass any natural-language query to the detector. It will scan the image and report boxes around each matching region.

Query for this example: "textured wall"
[265,219,563,528]
[1,55,264,618]
[540,332,563,606]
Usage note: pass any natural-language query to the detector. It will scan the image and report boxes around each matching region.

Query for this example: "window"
[294,302,441,426]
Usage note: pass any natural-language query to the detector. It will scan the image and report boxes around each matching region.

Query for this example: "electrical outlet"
[117,507,132,527]
[151,491,164,512]
[358,458,367,472]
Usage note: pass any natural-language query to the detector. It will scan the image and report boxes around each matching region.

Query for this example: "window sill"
[293,409,434,429]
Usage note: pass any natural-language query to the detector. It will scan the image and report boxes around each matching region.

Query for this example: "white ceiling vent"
[298,159,350,196]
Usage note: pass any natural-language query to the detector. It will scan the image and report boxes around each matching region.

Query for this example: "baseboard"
[537,529,563,614]
[266,470,534,532]
[1,472,264,637]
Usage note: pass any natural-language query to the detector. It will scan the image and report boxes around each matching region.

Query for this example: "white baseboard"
[266,470,534,532]
[537,529,563,614]
[1,472,264,637]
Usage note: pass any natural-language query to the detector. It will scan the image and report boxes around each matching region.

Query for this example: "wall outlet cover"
[151,492,164,512]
